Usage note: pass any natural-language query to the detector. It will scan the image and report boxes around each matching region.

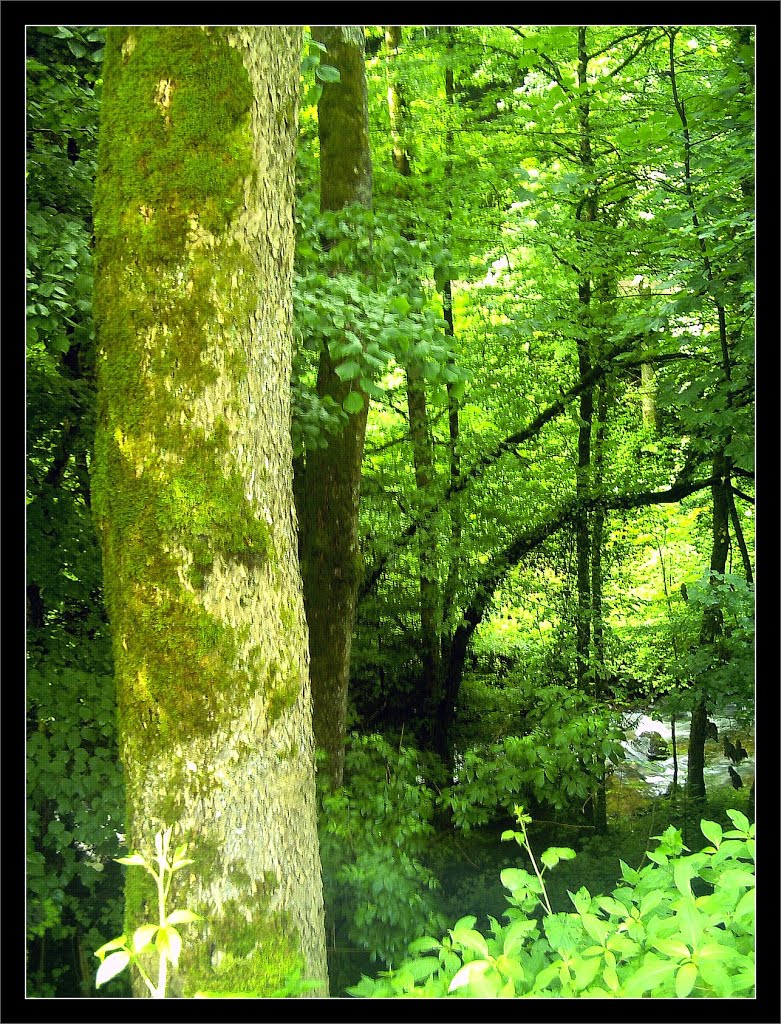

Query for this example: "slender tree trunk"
[385,25,444,740]
[574,27,596,693]
[92,26,327,995]
[728,484,753,584]
[295,26,373,787]
[640,362,657,432]
[590,376,608,832]
[406,359,443,725]
[667,31,739,803]
[439,28,464,751]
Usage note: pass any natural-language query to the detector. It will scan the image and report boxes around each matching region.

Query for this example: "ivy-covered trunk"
[295,26,373,787]
[92,26,328,996]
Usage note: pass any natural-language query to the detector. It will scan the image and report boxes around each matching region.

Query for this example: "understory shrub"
[348,807,754,998]
[318,734,446,976]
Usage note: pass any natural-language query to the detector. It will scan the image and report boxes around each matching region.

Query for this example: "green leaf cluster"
[348,810,754,998]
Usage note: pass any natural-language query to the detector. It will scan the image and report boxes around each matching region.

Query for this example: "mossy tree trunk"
[294,26,372,788]
[92,26,328,996]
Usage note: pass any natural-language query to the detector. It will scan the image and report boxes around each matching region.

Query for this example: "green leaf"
[697,942,739,962]
[166,909,202,925]
[503,918,537,956]
[675,961,698,998]
[500,868,539,894]
[132,924,159,952]
[171,857,195,871]
[580,913,610,945]
[115,853,147,867]
[543,914,583,954]
[595,895,627,918]
[334,360,362,381]
[717,868,755,890]
[156,924,182,967]
[315,64,340,83]
[452,915,477,931]
[95,950,130,987]
[498,978,515,997]
[448,958,492,993]
[725,809,751,834]
[540,846,576,870]
[619,859,640,885]
[401,956,440,983]
[700,819,722,848]
[408,936,441,954]
[573,955,601,990]
[652,937,690,959]
[94,935,127,959]
[733,888,755,922]
[673,858,697,896]
[342,391,364,415]
[451,927,489,958]
[622,953,677,996]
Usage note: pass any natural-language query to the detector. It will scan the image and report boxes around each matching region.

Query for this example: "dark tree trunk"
[296,26,373,787]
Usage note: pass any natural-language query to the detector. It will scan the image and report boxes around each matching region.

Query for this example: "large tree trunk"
[92,26,328,996]
[295,27,373,787]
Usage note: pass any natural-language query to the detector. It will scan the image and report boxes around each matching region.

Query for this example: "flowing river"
[615,707,755,798]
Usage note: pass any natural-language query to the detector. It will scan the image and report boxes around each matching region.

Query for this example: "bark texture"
[295,26,372,787]
[92,26,328,996]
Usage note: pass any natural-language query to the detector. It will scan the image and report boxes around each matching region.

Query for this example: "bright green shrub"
[443,682,625,828]
[348,807,754,998]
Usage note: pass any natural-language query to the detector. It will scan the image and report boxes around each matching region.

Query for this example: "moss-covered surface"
[94,27,327,995]
[95,27,255,264]
[180,900,305,997]
[91,27,287,762]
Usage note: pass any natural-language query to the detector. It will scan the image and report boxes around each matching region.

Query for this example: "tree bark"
[590,376,609,832]
[92,26,327,996]
[295,26,373,787]
[385,25,444,738]
[436,28,465,763]
[574,27,596,693]
[666,31,742,803]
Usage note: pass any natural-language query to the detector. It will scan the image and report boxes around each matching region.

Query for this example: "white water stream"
[617,708,754,796]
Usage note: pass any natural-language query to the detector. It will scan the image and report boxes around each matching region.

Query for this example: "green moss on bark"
[92,27,296,759]
[180,902,304,997]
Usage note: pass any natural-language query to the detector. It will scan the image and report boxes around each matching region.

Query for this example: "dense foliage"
[26,23,754,999]
[349,808,755,998]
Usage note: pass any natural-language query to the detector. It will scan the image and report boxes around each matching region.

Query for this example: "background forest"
[26,24,755,1000]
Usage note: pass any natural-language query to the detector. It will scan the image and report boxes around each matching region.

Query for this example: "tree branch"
[451,473,718,653]
[359,337,682,598]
